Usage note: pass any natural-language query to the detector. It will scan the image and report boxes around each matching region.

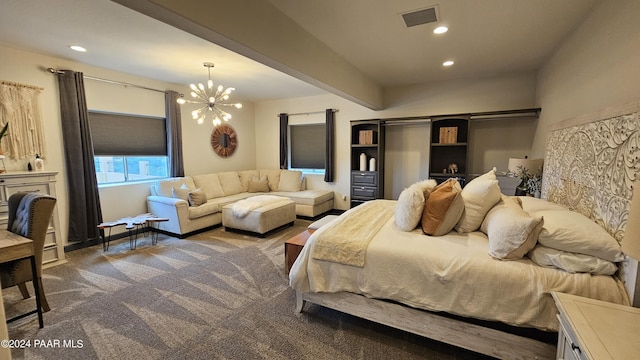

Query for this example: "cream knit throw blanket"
[231,195,286,218]
[312,200,396,267]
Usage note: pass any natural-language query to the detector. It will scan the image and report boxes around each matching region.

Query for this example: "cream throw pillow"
[481,196,543,260]
[395,179,437,231]
[422,179,464,236]
[171,184,191,201]
[188,188,208,206]
[455,168,501,233]
[278,170,303,191]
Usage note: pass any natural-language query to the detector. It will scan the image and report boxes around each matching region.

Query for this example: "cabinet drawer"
[43,245,59,264]
[5,183,49,197]
[352,186,377,199]
[352,172,377,186]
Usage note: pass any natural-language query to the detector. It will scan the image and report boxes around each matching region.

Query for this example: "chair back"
[7,192,56,274]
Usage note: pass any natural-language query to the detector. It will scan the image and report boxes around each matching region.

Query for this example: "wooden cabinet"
[0,171,64,265]
[429,117,470,186]
[552,291,640,360]
[350,120,384,207]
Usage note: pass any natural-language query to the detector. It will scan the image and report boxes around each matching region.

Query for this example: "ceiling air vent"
[400,6,439,28]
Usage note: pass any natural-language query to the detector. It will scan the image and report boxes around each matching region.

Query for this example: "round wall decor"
[210,124,238,157]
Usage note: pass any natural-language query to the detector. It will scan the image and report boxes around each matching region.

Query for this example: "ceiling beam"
[112,0,384,110]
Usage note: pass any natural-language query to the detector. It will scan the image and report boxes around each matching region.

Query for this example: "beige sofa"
[147,169,334,237]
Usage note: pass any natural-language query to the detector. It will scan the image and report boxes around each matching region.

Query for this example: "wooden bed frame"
[294,100,640,360]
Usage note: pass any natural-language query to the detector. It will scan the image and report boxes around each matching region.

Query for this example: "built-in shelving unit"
[350,120,384,208]
[429,117,470,186]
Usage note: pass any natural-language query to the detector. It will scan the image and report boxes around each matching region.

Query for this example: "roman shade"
[88,111,167,156]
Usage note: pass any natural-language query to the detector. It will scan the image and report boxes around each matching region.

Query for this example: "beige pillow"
[278,170,303,192]
[259,169,282,191]
[532,208,624,262]
[528,245,618,275]
[238,170,260,191]
[171,184,191,201]
[188,188,208,206]
[481,196,543,260]
[455,168,501,233]
[248,176,270,193]
[422,179,464,236]
[395,179,437,231]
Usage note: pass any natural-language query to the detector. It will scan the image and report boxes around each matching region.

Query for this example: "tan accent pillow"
[238,170,260,191]
[188,188,208,206]
[421,179,464,236]
[278,170,303,192]
[171,184,191,201]
[481,196,543,260]
[248,176,270,193]
[259,169,281,191]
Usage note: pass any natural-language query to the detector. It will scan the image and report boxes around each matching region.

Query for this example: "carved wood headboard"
[541,100,640,306]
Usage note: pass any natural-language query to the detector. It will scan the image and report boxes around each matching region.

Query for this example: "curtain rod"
[1,80,44,91]
[280,109,339,117]
[47,68,166,94]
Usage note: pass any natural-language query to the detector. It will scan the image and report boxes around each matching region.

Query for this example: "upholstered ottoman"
[222,196,296,236]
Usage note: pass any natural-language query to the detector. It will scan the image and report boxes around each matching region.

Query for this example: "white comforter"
[289,201,629,331]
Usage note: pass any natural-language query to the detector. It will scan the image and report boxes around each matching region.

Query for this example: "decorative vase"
[369,157,376,171]
[359,153,367,171]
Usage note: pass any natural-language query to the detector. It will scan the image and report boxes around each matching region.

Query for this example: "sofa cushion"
[187,201,220,219]
[206,192,256,209]
[192,173,225,199]
[156,177,196,198]
[278,170,303,191]
[271,189,334,206]
[239,170,260,191]
[218,171,244,196]
[260,169,281,191]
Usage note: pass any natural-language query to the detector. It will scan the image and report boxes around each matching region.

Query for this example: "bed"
[289,100,640,360]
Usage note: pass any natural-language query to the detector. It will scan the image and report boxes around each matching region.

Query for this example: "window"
[289,123,325,172]
[89,111,169,184]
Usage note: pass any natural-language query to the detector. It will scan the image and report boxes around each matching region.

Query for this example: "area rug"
[3,220,489,359]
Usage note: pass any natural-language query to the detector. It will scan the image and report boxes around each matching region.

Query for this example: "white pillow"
[520,196,567,213]
[533,208,624,262]
[528,245,618,275]
[278,170,303,191]
[455,168,502,233]
[395,179,437,231]
[481,196,543,260]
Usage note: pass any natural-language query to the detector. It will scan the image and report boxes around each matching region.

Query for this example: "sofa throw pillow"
[421,178,464,236]
[395,179,437,231]
[454,168,501,233]
[239,170,260,192]
[188,188,208,206]
[172,184,191,201]
[248,176,270,193]
[260,169,281,191]
[278,170,303,192]
[481,196,543,260]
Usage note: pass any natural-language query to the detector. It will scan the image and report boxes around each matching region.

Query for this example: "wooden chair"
[0,192,56,312]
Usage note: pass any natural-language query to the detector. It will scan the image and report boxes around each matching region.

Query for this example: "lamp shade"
[623,181,640,260]
[508,158,544,177]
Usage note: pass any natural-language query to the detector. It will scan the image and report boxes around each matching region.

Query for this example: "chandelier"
[177,62,242,126]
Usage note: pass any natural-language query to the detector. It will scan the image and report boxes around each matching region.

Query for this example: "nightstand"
[552,292,640,360]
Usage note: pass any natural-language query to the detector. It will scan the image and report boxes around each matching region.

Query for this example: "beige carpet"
[4,220,492,359]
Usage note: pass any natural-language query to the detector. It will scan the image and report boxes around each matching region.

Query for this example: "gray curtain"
[279,113,288,169]
[56,70,103,242]
[325,109,335,182]
[165,91,184,177]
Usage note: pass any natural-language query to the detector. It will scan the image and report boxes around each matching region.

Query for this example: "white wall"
[533,0,640,156]
[254,72,537,208]
[0,45,254,243]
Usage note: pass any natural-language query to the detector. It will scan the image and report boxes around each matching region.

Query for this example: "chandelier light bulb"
[235,103,242,109]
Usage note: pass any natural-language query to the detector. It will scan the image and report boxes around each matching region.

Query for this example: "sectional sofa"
[147,169,334,237]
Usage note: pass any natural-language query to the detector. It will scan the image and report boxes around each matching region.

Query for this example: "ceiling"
[0,0,598,104]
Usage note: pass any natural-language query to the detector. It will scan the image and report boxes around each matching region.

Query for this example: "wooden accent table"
[284,229,315,274]
[0,230,43,328]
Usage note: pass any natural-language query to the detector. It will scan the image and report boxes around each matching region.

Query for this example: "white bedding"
[289,200,630,331]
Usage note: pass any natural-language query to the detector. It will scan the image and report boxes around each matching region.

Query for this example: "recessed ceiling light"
[442,60,454,67]
[69,45,87,52]
[433,26,448,34]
